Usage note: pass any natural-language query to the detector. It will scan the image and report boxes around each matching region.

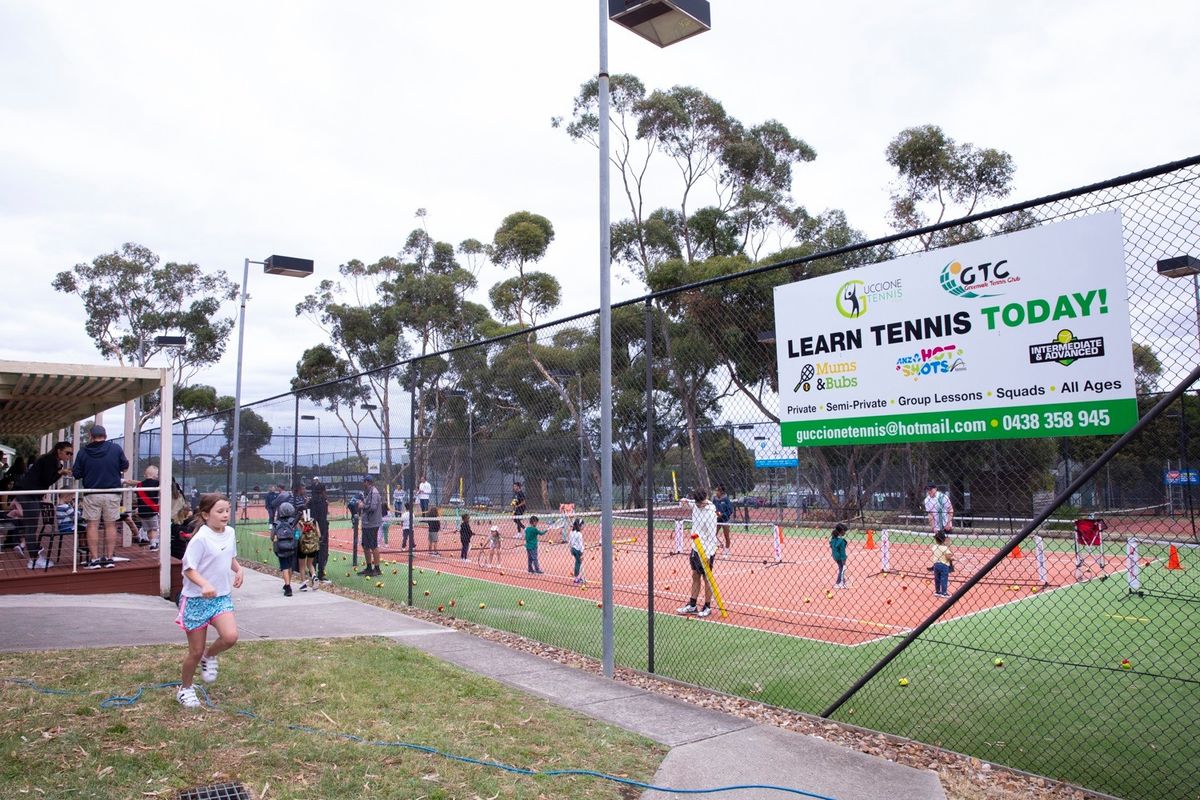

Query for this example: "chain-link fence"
[141,155,1200,799]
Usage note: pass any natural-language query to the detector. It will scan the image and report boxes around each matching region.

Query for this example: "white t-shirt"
[418,481,432,500]
[681,499,719,557]
[568,526,584,552]
[924,492,953,531]
[180,524,238,598]
[401,509,412,529]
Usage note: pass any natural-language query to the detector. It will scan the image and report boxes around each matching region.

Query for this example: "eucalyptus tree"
[52,242,238,439]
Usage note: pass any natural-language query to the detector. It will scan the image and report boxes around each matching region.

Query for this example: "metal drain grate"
[175,781,251,800]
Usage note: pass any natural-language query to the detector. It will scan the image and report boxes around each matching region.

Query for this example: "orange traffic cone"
[1166,545,1184,570]
[1010,545,1024,559]
[864,529,876,550]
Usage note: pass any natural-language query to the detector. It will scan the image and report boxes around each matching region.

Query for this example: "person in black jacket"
[309,482,331,583]
[11,442,73,556]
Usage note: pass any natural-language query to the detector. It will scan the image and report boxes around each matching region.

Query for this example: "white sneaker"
[148,541,159,551]
[677,604,698,614]
[177,686,201,708]
[199,656,218,684]
[697,606,712,618]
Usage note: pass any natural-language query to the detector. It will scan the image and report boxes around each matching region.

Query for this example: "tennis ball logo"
[794,363,816,393]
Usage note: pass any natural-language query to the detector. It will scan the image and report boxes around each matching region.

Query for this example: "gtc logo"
[939,259,1017,299]
[836,280,867,318]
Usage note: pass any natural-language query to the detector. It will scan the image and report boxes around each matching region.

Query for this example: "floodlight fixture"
[264,255,315,278]
[1158,255,1200,278]
[154,335,187,347]
[608,0,711,48]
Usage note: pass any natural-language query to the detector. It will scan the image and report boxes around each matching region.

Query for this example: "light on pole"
[598,0,710,677]
[301,414,321,477]
[230,255,313,519]
[446,389,473,506]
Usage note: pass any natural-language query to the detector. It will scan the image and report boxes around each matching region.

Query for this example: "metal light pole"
[550,369,587,503]
[301,414,321,478]
[230,255,312,518]
[601,0,711,678]
[446,390,473,506]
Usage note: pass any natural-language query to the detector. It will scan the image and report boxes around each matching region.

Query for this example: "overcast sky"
[2,0,1197,439]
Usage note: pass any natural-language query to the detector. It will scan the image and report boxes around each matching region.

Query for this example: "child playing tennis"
[176,493,244,709]
[830,523,848,588]
[931,529,954,598]
[478,524,502,566]
[524,515,562,574]
[568,517,585,584]
[677,489,719,618]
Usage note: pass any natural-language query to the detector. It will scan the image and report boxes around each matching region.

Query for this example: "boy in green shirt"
[524,515,560,574]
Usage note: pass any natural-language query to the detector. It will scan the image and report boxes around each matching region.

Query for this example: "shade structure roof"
[0,360,163,437]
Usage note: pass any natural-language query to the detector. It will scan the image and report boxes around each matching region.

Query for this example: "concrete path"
[0,571,944,800]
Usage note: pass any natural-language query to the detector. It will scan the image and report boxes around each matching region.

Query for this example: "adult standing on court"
[309,481,331,584]
[924,483,954,534]
[510,481,526,536]
[417,476,432,513]
[712,484,734,555]
[265,485,280,525]
[677,489,719,618]
[72,425,129,569]
[357,475,383,576]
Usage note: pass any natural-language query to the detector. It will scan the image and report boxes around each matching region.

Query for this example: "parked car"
[448,494,463,507]
[472,495,493,508]
[739,495,768,508]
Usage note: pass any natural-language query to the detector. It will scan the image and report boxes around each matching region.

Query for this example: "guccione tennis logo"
[835,278,903,319]
[939,259,1021,299]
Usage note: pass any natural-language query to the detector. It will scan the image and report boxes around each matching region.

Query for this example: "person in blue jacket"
[713,484,734,555]
[72,425,129,569]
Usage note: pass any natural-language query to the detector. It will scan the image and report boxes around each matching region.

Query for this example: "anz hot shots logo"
[835,277,903,319]
[895,343,966,381]
[794,361,858,393]
[939,258,1021,299]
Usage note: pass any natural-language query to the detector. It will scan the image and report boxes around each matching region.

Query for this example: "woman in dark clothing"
[11,444,72,555]
[309,482,331,583]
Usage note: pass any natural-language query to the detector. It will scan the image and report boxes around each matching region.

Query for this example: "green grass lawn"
[236,526,1200,800]
[0,638,665,800]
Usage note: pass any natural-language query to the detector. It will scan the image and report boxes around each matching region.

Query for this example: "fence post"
[408,359,417,607]
[644,299,656,673]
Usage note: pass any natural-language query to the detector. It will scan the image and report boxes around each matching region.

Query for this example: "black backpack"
[272,519,297,558]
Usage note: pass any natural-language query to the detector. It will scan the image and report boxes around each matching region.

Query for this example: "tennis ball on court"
[1120,659,1132,670]
[423,590,430,596]
[1030,587,1039,594]
[596,602,603,608]
[825,591,833,599]
[419,569,424,574]
[886,599,893,605]
[437,605,444,612]
[1009,584,1020,592]
[479,603,486,609]
[345,571,351,577]
[804,597,811,604]
[411,580,417,586]
[901,585,908,591]
[993,658,1005,668]
[375,582,384,588]
[664,585,671,591]
[518,600,525,606]
[392,569,398,575]
[450,599,456,607]
[898,678,909,687]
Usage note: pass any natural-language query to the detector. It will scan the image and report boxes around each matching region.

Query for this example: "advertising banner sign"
[773,211,1138,447]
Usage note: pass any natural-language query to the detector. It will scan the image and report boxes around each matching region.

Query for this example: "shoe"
[14,543,26,558]
[136,537,149,546]
[283,584,293,597]
[102,558,116,569]
[199,656,218,684]
[85,559,103,570]
[177,686,201,708]
[356,568,372,576]
[149,541,159,551]
[319,578,332,586]
[299,582,309,592]
[677,604,698,615]
[697,606,712,618]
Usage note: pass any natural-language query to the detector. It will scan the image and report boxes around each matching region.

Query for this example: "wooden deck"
[0,538,171,597]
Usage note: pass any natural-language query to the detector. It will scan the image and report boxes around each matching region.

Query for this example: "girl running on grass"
[830,523,848,588]
[176,493,244,709]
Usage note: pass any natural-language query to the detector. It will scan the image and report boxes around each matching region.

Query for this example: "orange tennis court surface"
[302,518,1128,646]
